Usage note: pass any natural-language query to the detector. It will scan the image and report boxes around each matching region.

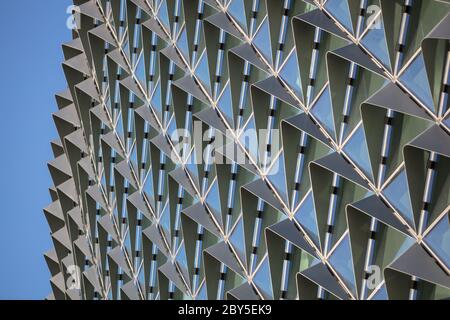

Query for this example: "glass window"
[253,257,272,297]
[325,0,354,33]
[400,53,435,113]
[328,233,357,295]
[360,19,391,70]
[383,168,415,227]
[279,50,303,100]
[311,86,336,139]
[425,216,450,269]
[294,191,320,248]
[343,125,373,181]
[253,17,273,65]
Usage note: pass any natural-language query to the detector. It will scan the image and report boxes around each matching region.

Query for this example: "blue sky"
[0,0,72,299]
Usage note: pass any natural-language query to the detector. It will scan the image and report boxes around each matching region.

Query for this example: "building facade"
[44,0,450,300]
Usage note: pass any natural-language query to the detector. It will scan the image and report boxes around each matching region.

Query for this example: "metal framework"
[44,0,450,300]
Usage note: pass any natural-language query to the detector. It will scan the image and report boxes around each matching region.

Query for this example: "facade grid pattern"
[44,0,450,300]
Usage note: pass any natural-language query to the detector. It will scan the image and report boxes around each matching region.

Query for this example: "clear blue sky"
[0,0,72,299]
